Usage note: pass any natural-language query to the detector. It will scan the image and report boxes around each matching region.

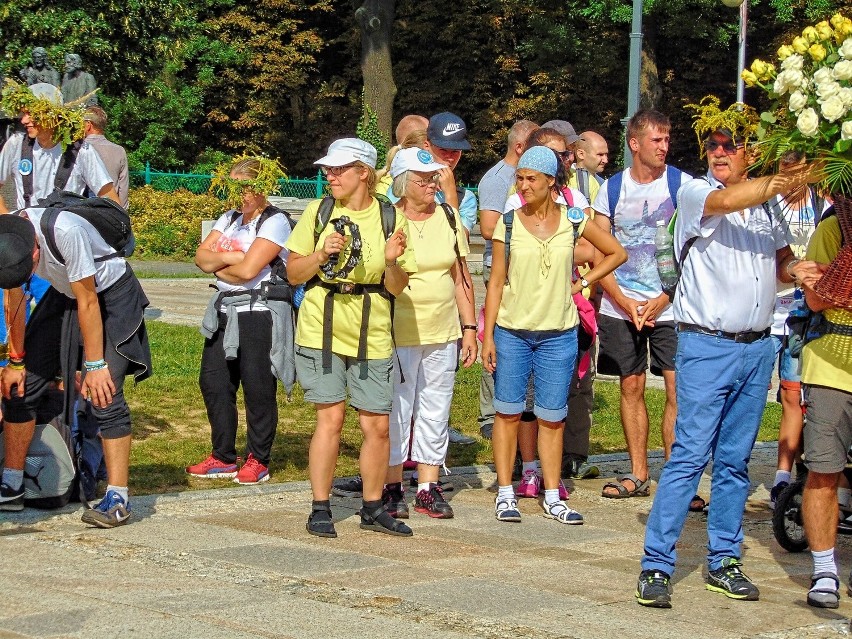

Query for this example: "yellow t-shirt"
[568,171,601,203]
[394,205,470,346]
[802,215,852,393]
[492,206,587,331]
[286,198,417,359]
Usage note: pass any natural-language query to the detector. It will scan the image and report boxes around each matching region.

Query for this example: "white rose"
[817,80,842,100]
[788,90,808,112]
[840,38,852,59]
[814,67,834,85]
[834,59,852,81]
[781,53,805,71]
[784,69,806,88]
[797,107,820,136]
[840,87,852,108]
[774,76,790,95]
[822,95,847,121]
[842,120,852,140]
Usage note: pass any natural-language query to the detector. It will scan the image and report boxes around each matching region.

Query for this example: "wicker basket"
[813,194,852,310]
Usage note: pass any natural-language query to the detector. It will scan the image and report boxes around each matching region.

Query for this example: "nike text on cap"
[427,112,472,151]
[314,137,378,169]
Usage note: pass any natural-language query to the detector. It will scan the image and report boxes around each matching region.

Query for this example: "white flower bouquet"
[743,12,852,194]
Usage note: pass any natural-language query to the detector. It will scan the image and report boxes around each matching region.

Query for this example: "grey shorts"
[803,384,852,474]
[295,345,393,414]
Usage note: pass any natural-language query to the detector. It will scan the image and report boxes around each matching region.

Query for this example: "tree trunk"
[355,0,396,140]
[640,18,663,110]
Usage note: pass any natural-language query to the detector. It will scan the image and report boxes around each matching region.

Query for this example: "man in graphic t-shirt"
[591,109,691,502]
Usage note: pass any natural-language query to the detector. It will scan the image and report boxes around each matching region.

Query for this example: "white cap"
[29,83,63,106]
[314,138,378,169]
[389,148,447,178]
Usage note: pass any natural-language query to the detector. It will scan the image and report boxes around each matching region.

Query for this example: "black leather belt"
[676,322,770,344]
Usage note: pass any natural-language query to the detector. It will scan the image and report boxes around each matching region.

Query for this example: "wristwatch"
[580,277,589,288]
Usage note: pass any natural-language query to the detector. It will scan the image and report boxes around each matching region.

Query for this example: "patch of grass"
[126,321,782,495]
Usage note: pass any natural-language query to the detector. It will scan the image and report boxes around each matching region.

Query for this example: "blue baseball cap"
[427,112,471,151]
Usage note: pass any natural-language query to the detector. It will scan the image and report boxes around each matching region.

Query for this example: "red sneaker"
[186,454,238,479]
[234,454,270,485]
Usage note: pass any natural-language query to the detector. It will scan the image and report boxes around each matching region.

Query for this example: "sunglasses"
[321,164,357,177]
[557,150,573,161]
[409,174,440,187]
[704,139,744,154]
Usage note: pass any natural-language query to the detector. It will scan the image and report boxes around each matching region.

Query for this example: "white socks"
[774,470,791,486]
[2,469,23,491]
[497,485,515,501]
[811,548,838,592]
[522,461,539,475]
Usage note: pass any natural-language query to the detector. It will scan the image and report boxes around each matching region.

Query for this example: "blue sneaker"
[81,490,132,528]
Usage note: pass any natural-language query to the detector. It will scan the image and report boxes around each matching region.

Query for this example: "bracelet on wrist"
[385,259,398,268]
[84,359,108,372]
[786,258,801,278]
[461,324,477,331]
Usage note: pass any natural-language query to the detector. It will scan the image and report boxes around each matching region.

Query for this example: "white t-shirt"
[210,209,291,309]
[768,192,826,334]
[673,176,788,333]
[0,134,113,209]
[592,167,692,321]
[25,207,127,298]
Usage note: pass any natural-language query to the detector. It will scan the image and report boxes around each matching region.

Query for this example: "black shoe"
[359,503,413,537]
[706,558,759,600]
[382,483,409,519]
[414,483,454,519]
[306,505,337,538]
[331,475,363,498]
[636,569,672,608]
[0,482,24,512]
[769,481,789,510]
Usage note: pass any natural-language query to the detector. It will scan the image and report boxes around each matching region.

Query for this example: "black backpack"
[224,204,295,284]
[312,195,396,247]
[36,190,133,264]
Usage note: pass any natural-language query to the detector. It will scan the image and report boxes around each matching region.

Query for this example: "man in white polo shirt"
[635,99,823,608]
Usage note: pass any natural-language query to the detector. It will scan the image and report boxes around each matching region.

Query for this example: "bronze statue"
[61,53,98,105]
[19,47,61,87]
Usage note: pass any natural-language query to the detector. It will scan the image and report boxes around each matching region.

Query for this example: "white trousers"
[389,342,458,467]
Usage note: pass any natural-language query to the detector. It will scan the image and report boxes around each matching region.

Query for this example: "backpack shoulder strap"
[379,199,396,240]
[313,196,336,248]
[576,169,590,201]
[606,171,623,232]
[21,135,35,207]
[503,208,515,270]
[54,141,81,192]
[39,208,65,265]
[665,165,683,211]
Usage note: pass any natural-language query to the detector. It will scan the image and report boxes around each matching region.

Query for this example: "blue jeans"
[769,334,801,383]
[492,325,578,422]
[641,330,775,574]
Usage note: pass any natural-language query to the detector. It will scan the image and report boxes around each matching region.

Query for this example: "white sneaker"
[448,426,475,445]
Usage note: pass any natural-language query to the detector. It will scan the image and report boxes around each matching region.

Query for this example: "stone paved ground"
[1,446,851,638]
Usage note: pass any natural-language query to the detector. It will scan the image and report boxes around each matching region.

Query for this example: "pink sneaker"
[185,454,238,478]
[518,469,541,498]
[234,454,270,484]
[536,479,570,500]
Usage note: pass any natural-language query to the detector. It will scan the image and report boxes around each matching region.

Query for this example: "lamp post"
[723,0,748,103]
[623,0,643,168]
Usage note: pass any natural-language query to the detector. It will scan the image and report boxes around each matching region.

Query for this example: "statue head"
[31,47,47,69]
[64,53,82,74]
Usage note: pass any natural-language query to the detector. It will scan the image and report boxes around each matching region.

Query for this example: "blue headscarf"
[517,145,558,177]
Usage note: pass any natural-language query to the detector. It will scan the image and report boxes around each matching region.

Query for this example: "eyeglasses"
[408,174,440,188]
[704,139,743,155]
[321,164,357,177]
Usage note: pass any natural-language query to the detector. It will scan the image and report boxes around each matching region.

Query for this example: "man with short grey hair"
[61,54,98,106]
[84,106,129,208]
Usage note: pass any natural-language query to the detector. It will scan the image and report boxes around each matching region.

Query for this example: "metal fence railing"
[130,163,329,198]
[130,162,477,199]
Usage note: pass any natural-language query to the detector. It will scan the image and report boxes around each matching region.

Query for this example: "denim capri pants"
[492,325,578,422]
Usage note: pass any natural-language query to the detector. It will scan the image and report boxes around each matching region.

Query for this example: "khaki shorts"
[295,345,393,414]
[803,384,852,474]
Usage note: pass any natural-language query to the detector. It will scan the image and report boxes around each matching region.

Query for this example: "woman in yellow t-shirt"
[482,145,626,525]
[381,148,477,521]
[286,138,416,539]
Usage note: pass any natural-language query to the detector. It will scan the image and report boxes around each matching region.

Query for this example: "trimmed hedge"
[129,186,228,259]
